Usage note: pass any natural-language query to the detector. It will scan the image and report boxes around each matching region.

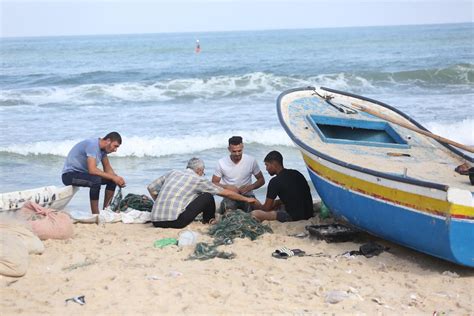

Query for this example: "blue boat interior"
[307,114,410,149]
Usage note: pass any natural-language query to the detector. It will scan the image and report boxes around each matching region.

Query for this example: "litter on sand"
[343,241,390,258]
[153,238,178,249]
[65,295,86,305]
[306,224,360,243]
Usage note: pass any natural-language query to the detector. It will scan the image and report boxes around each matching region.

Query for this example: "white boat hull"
[0,185,78,212]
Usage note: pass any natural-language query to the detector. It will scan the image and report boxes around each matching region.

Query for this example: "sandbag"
[18,202,74,240]
[0,233,28,277]
[0,222,44,254]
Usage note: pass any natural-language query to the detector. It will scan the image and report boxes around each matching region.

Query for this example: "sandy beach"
[1,216,473,315]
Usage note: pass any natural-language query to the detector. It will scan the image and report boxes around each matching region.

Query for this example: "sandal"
[272,247,306,259]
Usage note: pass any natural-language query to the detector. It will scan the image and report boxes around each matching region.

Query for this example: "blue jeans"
[62,171,116,200]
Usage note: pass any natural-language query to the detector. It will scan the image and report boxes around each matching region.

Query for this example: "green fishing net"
[188,210,273,260]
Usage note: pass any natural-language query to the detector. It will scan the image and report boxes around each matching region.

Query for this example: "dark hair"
[264,150,283,165]
[104,132,122,144]
[228,136,243,146]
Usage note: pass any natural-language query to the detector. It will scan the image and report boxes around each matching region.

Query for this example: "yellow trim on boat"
[302,153,474,219]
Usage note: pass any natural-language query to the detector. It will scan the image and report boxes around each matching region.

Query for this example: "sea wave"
[1,118,471,158]
[424,118,474,147]
[0,129,294,157]
[1,64,472,107]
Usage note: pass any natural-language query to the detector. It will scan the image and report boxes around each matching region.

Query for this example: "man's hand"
[246,197,258,204]
[239,184,253,195]
[114,175,126,187]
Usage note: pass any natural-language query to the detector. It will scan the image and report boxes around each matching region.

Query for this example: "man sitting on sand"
[212,136,265,213]
[148,157,257,229]
[251,151,313,222]
[62,132,126,214]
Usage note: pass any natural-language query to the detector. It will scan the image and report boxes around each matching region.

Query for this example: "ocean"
[1,23,473,214]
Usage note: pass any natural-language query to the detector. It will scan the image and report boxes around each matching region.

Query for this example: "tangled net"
[188,210,272,260]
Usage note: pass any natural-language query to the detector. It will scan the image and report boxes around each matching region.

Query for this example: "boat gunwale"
[276,86,471,192]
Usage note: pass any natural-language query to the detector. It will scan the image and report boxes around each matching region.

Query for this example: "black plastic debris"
[346,241,390,258]
[306,224,360,243]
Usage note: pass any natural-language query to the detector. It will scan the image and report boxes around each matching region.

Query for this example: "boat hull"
[301,147,474,267]
[0,185,78,212]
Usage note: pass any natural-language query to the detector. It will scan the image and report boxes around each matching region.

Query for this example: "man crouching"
[148,157,257,229]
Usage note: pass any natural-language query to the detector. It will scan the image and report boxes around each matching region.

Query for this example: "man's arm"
[239,171,265,194]
[218,189,257,204]
[87,157,125,187]
[102,156,116,175]
[147,175,166,200]
[211,175,239,192]
[254,197,282,212]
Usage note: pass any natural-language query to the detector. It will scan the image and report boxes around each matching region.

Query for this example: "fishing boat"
[277,86,474,267]
[0,185,78,212]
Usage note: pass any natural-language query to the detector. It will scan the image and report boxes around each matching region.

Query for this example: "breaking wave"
[1,64,472,107]
[0,129,295,157]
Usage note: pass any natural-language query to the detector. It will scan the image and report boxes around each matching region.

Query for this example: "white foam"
[0,72,302,106]
[425,118,474,146]
[0,72,379,107]
[0,129,294,157]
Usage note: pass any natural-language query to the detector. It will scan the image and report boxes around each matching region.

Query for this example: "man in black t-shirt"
[251,151,313,222]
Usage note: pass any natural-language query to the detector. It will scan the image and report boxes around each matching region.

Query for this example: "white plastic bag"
[121,208,151,224]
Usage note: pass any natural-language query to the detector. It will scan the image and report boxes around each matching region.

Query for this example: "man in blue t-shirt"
[251,150,313,222]
[62,132,126,214]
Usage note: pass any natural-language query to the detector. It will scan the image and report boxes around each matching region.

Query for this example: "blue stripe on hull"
[308,168,474,267]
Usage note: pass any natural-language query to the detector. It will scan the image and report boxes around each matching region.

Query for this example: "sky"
[0,0,472,38]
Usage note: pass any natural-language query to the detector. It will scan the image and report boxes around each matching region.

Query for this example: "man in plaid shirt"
[148,157,257,228]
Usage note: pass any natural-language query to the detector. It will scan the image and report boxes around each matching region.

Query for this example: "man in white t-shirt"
[212,136,265,213]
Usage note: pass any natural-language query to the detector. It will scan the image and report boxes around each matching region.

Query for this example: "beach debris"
[62,259,96,271]
[306,224,360,243]
[153,238,178,249]
[343,241,389,258]
[146,275,161,280]
[441,271,460,278]
[167,271,183,278]
[324,290,348,304]
[266,277,281,285]
[65,295,85,306]
[188,242,235,260]
[178,230,199,247]
[288,231,308,238]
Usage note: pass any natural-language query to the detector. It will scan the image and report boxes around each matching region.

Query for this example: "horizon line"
[1,21,472,40]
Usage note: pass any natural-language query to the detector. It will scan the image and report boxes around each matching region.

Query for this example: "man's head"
[228,136,243,163]
[187,157,205,176]
[264,150,283,176]
[103,132,122,153]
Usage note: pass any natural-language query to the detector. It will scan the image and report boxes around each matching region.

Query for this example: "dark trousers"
[62,171,116,200]
[152,193,215,229]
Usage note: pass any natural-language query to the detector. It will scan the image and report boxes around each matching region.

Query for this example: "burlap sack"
[18,202,74,240]
[0,233,28,277]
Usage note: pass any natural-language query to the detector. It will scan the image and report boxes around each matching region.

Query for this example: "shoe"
[272,247,306,259]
